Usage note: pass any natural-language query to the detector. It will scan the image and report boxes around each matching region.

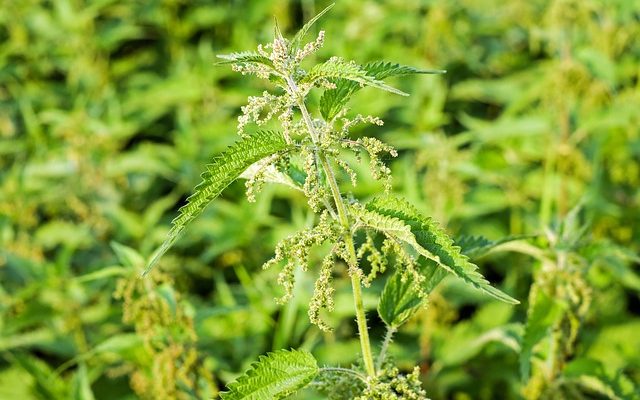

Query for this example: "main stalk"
[319,153,376,378]
[289,78,376,377]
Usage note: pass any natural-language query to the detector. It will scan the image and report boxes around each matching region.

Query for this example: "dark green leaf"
[457,234,535,258]
[378,259,446,328]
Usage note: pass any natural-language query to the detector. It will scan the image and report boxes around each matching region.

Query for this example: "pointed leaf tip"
[143,131,292,275]
[291,3,335,50]
[362,195,520,305]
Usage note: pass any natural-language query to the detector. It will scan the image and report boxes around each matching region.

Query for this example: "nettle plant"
[145,6,519,399]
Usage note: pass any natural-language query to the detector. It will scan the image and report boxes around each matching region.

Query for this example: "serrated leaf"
[456,235,494,256]
[302,58,408,97]
[359,195,519,305]
[220,349,318,400]
[378,271,423,328]
[215,51,275,69]
[145,131,292,274]
[519,290,565,380]
[290,3,334,53]
[320,61,445,120]
[457,234,534,258]
[378,259,446,328]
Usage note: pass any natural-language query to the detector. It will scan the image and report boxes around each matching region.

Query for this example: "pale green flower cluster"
[262,211,341,304]
[228,27,408,333]
[357,233,388,286]
[356,366,428,400]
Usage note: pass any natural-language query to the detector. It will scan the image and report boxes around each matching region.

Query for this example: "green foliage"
[457,235,534,258]
[320,61,445,120]
[220,349,319,400]
[378,261,446,328]
[301,57,409,96]
[146,130,292,273]
[311,367,367,400]
[1,0,639,399]
[365,195,519,304]
[113,244,217,400]
[289,3,335,53]
[519,290,564,380]
[179,7,458,395]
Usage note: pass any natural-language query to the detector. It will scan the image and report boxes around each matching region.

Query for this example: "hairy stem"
[320,147,376,378]
[290,78,376,377]
[376,326,396,371]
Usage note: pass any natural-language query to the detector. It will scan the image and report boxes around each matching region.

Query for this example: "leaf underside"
[215,51,274,68]
[363,195,519,305]
[320,61,446,120]
[145,131,291,274]
[378,271,423,328]
[220,349,319,400]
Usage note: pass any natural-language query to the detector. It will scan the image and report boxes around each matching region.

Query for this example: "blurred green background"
[1,0,639,399]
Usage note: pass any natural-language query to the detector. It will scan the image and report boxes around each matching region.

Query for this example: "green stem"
[290,81,376,377]
[319,151,375,378]
[376,326,396,371]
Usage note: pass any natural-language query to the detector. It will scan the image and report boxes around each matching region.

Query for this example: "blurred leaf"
[457,234,535,258]
[519,290,565,380]
[110,241,145,269]
[71,363,95,400]
[11,353,68,400]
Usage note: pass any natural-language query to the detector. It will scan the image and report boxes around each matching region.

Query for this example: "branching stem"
[290,77,376,377]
